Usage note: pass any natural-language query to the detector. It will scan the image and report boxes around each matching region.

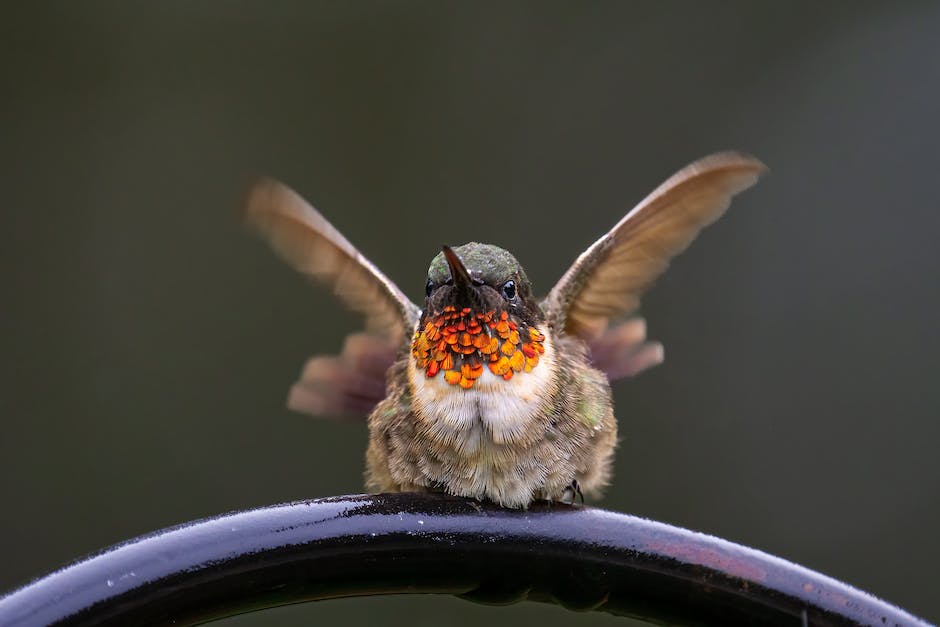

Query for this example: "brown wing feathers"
[546,152,766,341]
[287,333,398,418]
[243,178,419,344]
[587,318,665,382]
[244,178,419,419]
[246,154,764,414]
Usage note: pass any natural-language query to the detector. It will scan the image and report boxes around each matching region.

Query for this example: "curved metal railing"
[0,493,930,626]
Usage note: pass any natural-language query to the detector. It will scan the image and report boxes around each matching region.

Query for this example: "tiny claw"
[559,479,585,506]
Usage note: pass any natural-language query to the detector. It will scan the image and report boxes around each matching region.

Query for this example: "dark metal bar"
[0,493,930,626]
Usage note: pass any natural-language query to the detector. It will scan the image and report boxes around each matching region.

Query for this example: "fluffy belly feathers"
[405,335,562,506]
[408,334,554,444]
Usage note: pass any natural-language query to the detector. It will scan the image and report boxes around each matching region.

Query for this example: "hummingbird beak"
[442,245,477,307]
[442,245,472,288]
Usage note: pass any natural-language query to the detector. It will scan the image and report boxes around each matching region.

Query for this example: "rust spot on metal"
[646,540,767,581]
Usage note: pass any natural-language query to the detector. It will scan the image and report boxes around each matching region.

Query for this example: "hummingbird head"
[424,243,543,326]
[412,243,548,389]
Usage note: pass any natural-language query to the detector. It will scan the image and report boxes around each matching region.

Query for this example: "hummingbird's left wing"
[244,178,420,419]
[244,178,420,342]
[286,332,399,419]
[543,152,766,353]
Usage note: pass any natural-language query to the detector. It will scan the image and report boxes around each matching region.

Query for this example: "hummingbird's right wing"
[543,152,766,376]
[244,178,420,418]
[286,332,400,419]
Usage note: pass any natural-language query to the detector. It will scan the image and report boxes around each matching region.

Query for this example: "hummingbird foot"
[559,479,584,506]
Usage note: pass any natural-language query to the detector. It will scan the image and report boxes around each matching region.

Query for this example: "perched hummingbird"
[244,152,765,508]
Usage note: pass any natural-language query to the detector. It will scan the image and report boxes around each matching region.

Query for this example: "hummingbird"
[244,152,765,508]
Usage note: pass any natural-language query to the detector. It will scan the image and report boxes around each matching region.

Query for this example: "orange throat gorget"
[411,306,546,389]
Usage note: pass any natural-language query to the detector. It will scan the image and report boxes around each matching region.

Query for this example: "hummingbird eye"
[501,280,516,300]
[425,279,434,297]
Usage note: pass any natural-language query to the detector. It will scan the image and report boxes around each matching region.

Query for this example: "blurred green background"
[2,2,938,625]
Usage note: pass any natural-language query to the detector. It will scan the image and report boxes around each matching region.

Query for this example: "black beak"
[442,245,476,306]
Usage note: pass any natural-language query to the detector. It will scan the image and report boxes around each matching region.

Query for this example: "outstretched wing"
[244,179,419,420]
[587,317,665,382]
[543,152,766,341]
[286,332,399,419]
[244,178,420,344]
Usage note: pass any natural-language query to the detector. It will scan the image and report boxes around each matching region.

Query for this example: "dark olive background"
[2,3,938,626]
